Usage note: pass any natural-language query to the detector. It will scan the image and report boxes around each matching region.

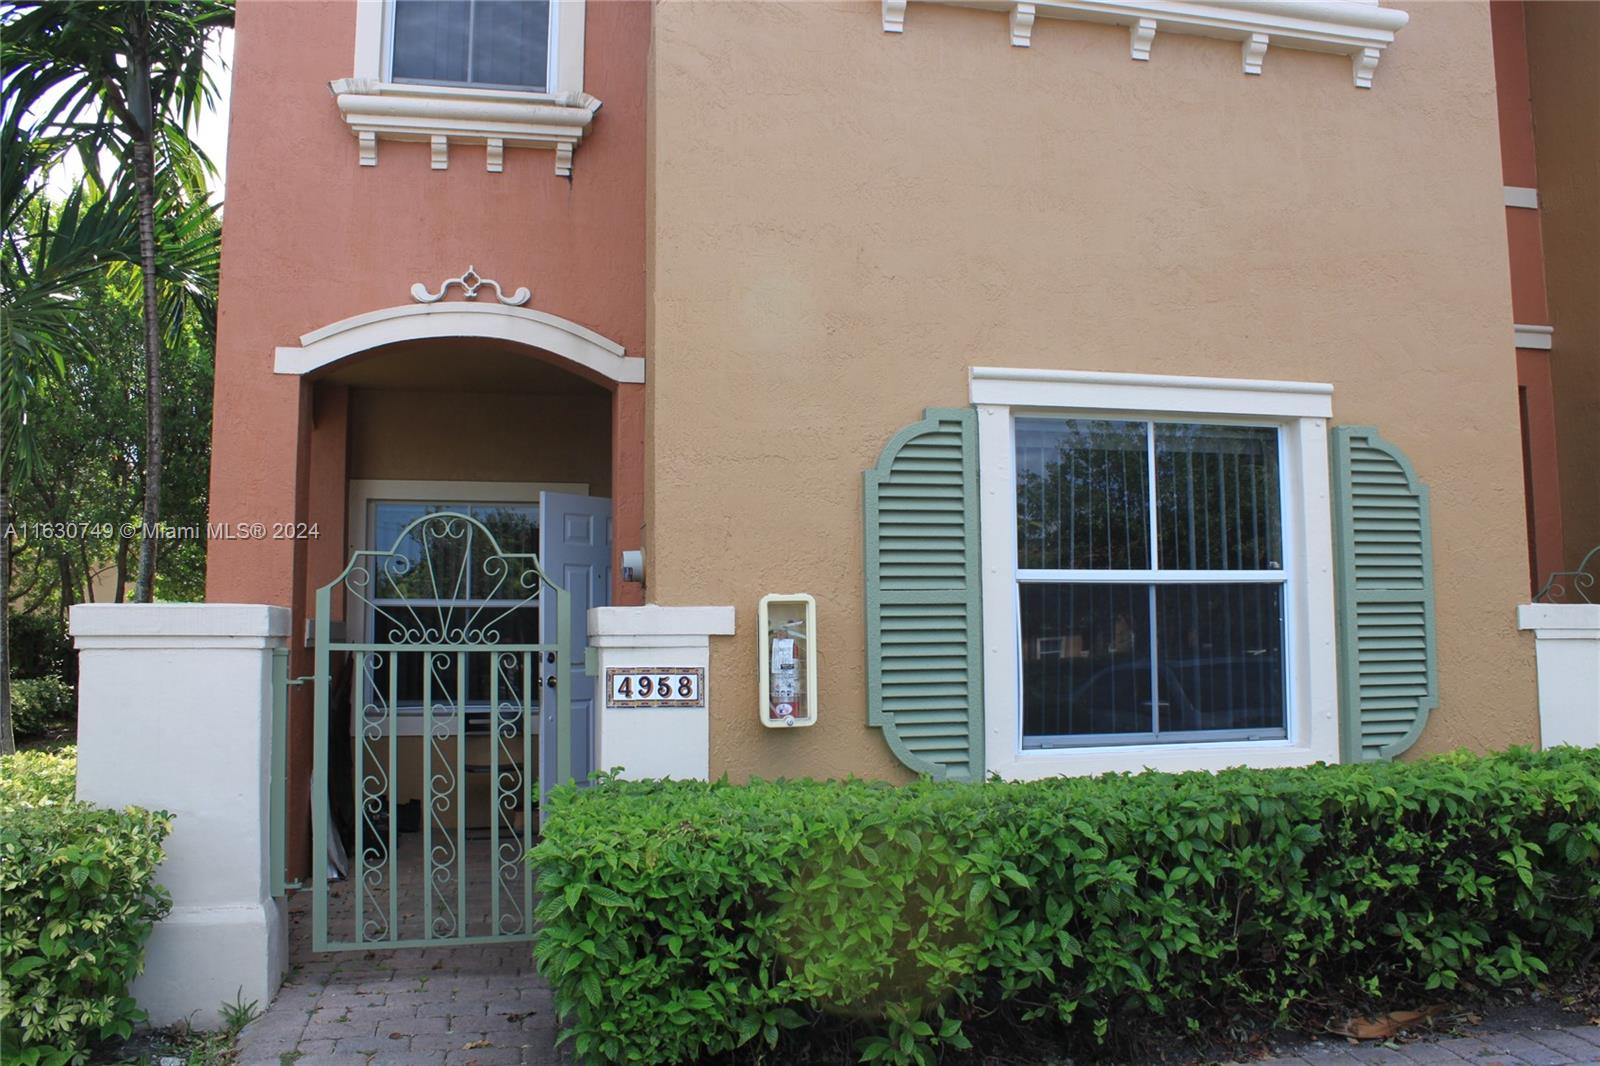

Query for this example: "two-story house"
[202,0,1597,948]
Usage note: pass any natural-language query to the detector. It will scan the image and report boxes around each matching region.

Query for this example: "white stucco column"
[588,605,735,779]
[1517,603,1600,749]
[71,603,290,1027]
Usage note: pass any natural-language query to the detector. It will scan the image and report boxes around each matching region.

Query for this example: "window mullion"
[1146,423,1160,739]
[464,0,478,86]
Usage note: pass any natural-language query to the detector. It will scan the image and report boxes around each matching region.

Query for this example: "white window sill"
[883,0,1409,88]
[329,78,602,176]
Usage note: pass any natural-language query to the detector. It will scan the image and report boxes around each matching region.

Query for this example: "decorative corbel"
[1242,33,1268,76]
[1352,46,1380,88]
[883,0,908,33]
[1010,3,1035,46]
[1130,17,1156,61]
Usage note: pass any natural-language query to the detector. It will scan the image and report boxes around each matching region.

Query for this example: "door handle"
[545,674,558,689]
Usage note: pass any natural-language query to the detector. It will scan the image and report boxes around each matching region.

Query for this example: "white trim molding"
[884,0,1409,88]
[1515,324,1554,351]
[970,367,1334,419]
[273,302,645,384]
[1504,185,1540,210]
[340,0,593,174]
[971,366,1340,779]
[330,80,600,176]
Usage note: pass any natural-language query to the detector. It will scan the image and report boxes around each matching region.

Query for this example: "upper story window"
[389,0,553,92]
[333,0,598,175]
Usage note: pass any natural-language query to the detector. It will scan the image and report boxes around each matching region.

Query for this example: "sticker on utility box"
[606,667,705,708]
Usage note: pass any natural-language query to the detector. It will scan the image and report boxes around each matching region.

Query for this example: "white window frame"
[353,0,585,97]
[971,368,1338,778]
[345,478,586,736]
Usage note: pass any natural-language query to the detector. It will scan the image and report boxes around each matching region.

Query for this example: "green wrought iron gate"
[306,511,573,951]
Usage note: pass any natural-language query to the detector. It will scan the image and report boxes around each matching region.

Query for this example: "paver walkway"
[233,884,570,1066]
[1251,1017,1600,1066]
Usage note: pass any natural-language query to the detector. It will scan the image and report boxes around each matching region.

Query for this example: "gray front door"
[538,492,612,805]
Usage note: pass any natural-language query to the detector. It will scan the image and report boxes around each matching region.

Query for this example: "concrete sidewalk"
[1250,1016,1600,1065]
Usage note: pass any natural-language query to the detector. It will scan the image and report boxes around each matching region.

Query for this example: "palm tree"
[0,54,222,753]
[3,0,232,606]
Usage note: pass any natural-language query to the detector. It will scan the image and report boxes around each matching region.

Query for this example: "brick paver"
[234,880,570,1066]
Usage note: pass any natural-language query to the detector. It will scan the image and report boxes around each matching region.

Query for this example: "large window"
[1015,417,1288,748]
[388,0,553,91]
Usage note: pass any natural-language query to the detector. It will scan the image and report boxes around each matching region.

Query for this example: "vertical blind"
[391,0,551,91]
[1015,418,1287,746]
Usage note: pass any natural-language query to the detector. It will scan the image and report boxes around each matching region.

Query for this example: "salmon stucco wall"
[645,0,1536,782]
[209,0,648,876]
[208,0,648,610]
[1526,1,1600,570]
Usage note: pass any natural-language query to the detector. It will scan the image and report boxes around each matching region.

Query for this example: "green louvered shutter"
[864,407,984,781]
[1330,426,1438,762]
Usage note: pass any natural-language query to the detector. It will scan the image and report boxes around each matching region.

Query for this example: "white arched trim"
[273,302,644,384]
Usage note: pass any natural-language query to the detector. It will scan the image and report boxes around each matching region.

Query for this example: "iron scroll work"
[1534,544,1600,605]
[311,511,573,951]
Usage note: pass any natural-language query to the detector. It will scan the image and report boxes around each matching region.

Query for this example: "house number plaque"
[606,667,705,708]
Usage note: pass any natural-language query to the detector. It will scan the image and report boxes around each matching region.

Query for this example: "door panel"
[539,493,612,806]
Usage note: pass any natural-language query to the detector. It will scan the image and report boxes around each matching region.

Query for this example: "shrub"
[532,748,1600,1065]
[0,747,77,807]
[10,677,75,739]
[0,748,172,1065]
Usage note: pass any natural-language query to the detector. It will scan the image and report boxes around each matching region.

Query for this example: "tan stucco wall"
[646,0,1537,781]
[348,389,612,491]
[1526,0,1600,569]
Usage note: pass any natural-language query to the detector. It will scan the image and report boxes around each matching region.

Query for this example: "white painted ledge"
[588,605,736,649]
[884,0,1408,87]
[274,302,645,385]
[329,79,601,176]
[1519,602,1600,635]
[1518,602,1600,750]
[1515,324,1554,351]
[1504,185,1539,210]
[71,603,291,649]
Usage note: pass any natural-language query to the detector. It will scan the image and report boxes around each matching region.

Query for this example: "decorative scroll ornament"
[1535,544,1600,605]
[410,265,531,306]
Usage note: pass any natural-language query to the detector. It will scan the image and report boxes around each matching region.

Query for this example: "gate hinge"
[287,676,314,687]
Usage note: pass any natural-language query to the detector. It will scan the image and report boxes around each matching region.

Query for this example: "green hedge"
[532,748,1600,1065]
[10,677,75,739]
[0,747,172,1065]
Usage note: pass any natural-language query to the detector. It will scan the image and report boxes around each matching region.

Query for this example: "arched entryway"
[266,301,644,888]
